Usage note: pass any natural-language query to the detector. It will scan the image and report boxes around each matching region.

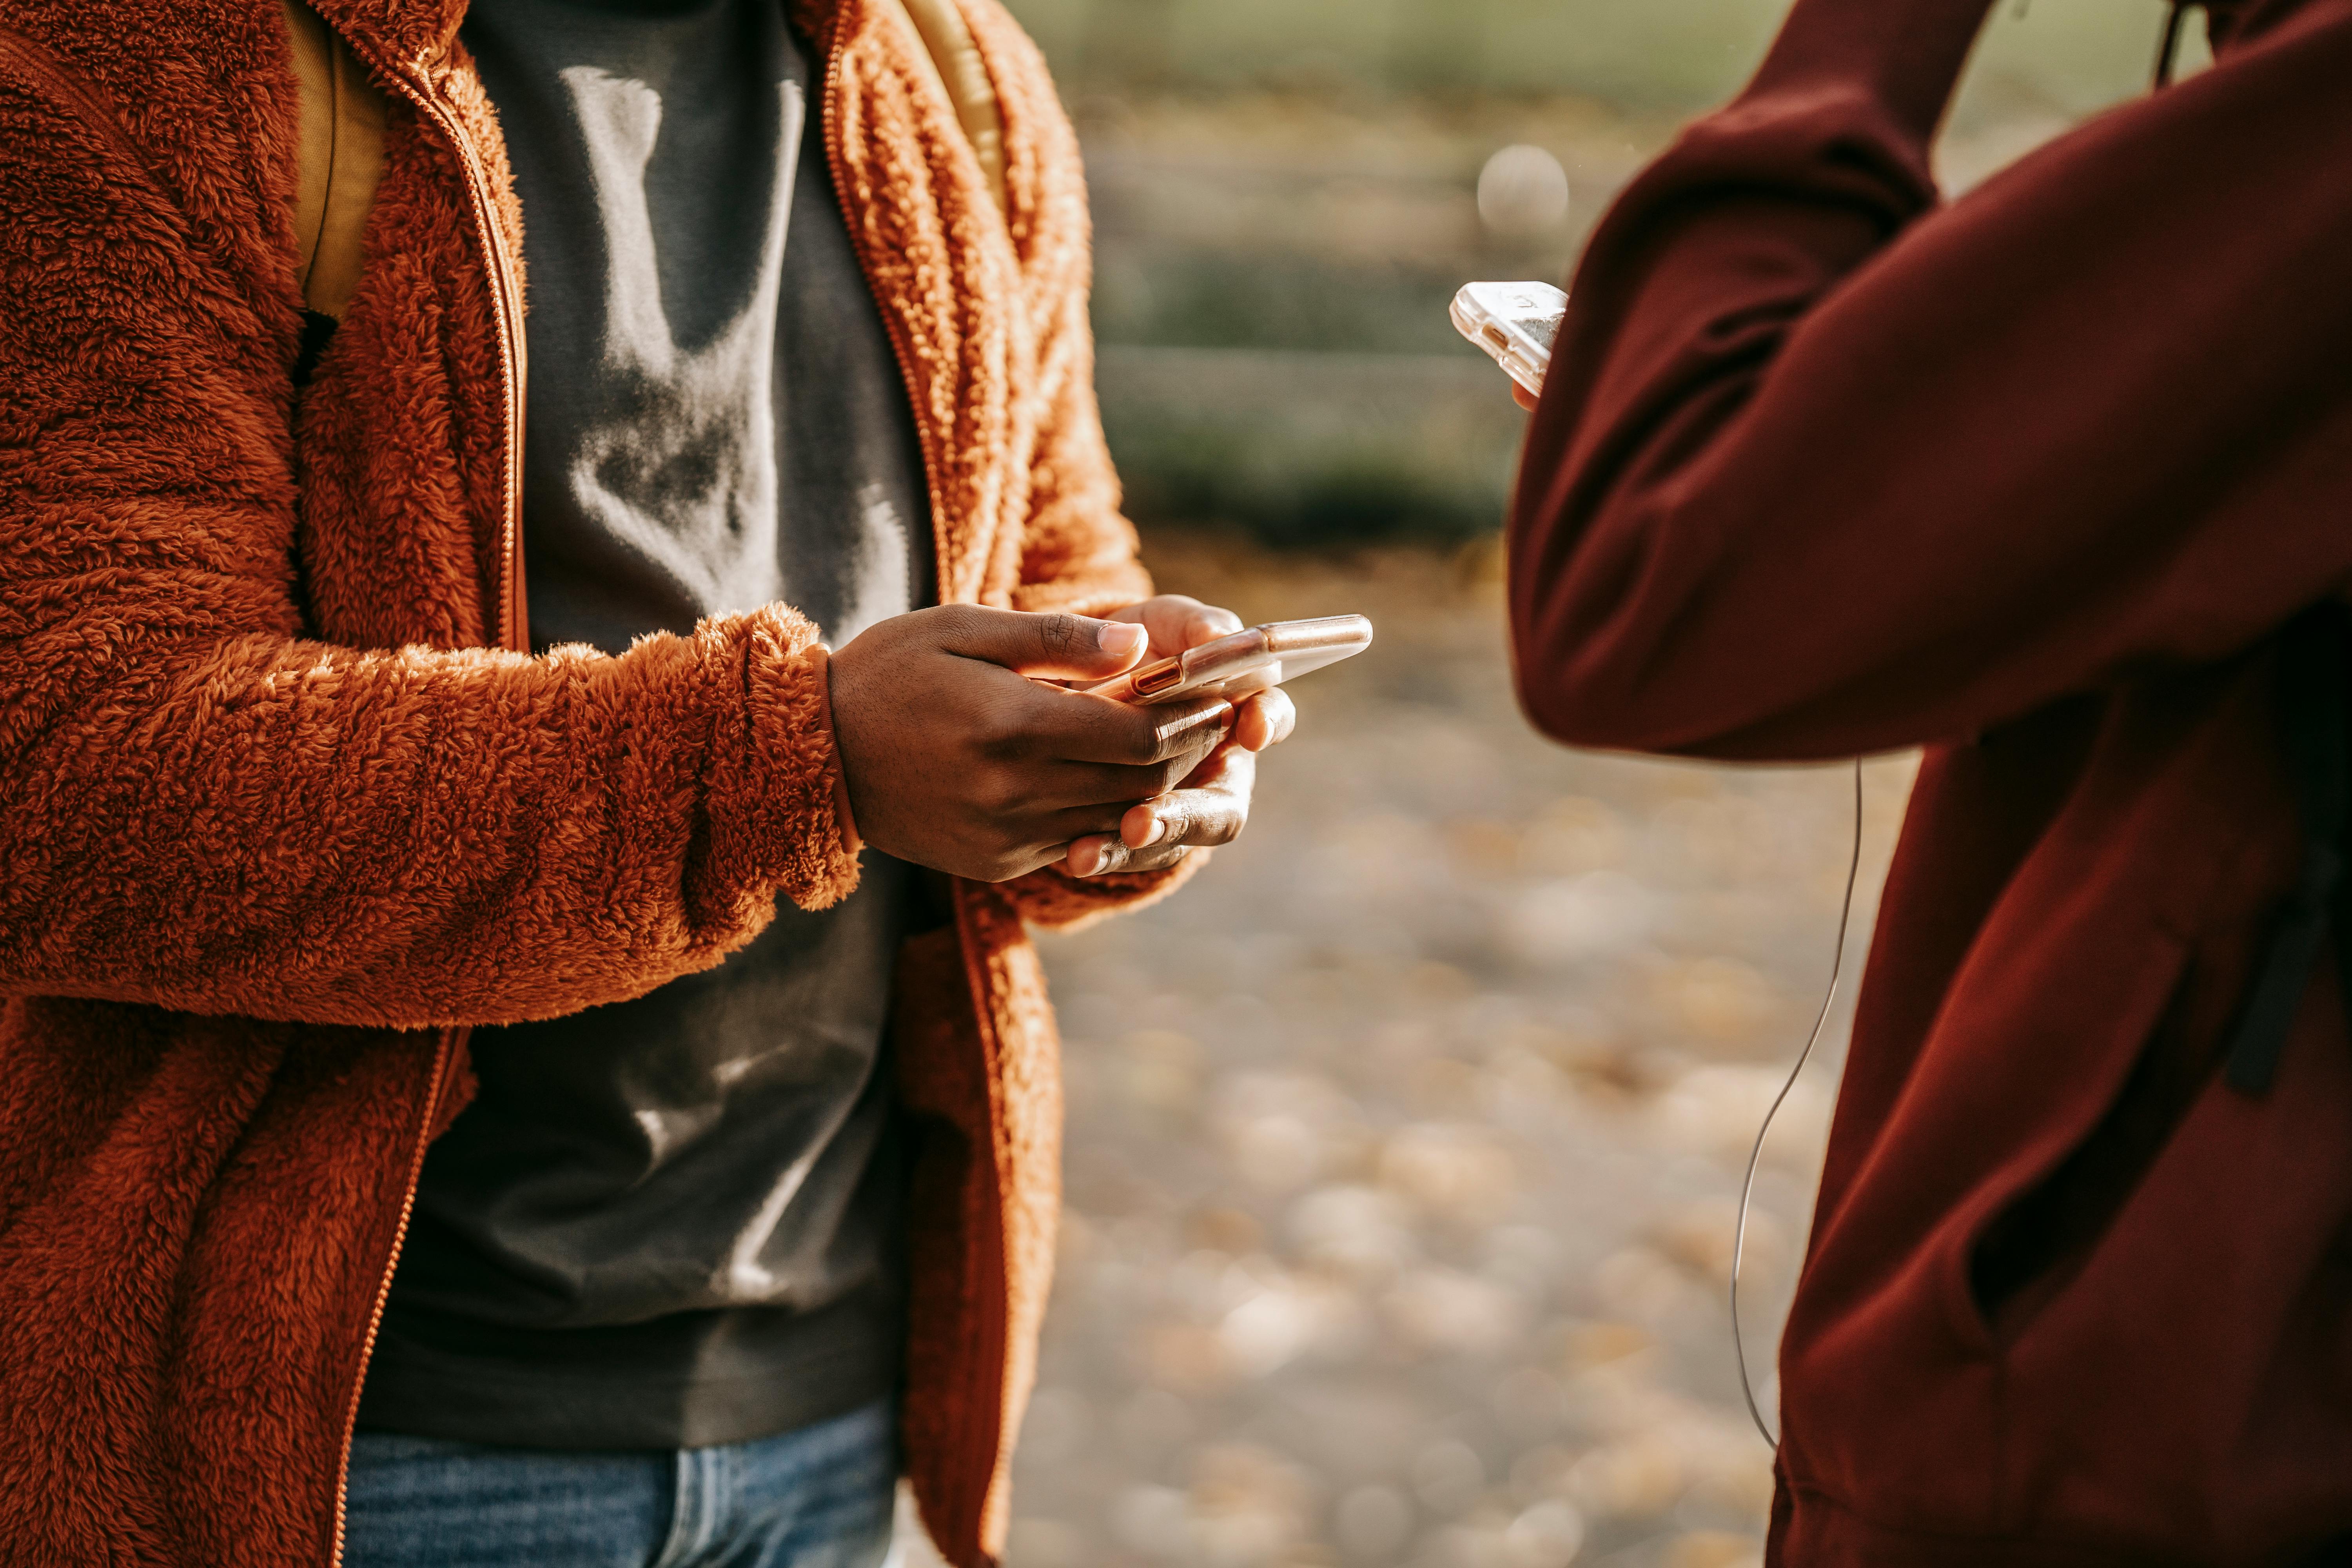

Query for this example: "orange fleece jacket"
[0,0,1180,1561]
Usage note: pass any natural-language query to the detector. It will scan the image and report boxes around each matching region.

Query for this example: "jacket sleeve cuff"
[700,605,864,915]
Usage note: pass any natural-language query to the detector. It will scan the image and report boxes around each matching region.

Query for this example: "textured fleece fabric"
[362,0,933,1452]
[0,0,1185,1562]
[1508,0,2352,1560]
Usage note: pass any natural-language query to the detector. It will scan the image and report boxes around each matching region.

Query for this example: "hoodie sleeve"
[1507,0,2352,762]
[0,43,860,1030]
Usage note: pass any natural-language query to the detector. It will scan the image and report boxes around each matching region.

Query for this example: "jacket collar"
[298,0,465,77]
[301,0,855,77]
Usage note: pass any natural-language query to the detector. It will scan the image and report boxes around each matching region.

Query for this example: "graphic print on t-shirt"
[563,64,803,618]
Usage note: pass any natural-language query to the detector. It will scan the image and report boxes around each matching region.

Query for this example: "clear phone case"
[1452,280,1567,397]
[1074,615,1374,706]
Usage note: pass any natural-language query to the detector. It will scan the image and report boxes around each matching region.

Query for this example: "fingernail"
[1098,622,1146,658]
[1135,815,1167,848]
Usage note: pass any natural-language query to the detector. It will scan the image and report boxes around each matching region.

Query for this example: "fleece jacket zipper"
[816,7,1013,1561]
[319,23,531,1568]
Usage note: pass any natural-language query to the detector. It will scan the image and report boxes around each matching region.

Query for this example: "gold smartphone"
[1075,614,1374,705]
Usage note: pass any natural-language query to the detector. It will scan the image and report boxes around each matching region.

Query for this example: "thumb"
[934,606,1149,680]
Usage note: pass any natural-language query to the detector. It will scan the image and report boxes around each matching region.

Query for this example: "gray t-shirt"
[357,0,935,1450]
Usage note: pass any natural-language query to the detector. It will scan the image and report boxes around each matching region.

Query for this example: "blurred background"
[906,4,2209,1564]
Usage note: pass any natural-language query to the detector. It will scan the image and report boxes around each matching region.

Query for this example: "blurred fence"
[1009,0,2203,547]
[1099,346,1525,545]
[1073,94,1617,546]
[1010,0,2181,111]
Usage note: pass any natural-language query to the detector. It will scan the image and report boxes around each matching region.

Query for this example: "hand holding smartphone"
[1453,280,1567,399]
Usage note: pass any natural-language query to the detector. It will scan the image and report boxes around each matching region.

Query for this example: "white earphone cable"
[1731,758,1864,1449]
[1728,0,2177,1454]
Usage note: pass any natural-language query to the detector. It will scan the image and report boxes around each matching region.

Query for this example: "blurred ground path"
[891,5,2196,1557]
[911,535,1916,1568]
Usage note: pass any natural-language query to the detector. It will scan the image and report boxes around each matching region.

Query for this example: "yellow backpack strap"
[893,0,1005,215]
[281,0,387,325]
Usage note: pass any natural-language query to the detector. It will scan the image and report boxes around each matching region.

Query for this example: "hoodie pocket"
[1962,929,2197,1343]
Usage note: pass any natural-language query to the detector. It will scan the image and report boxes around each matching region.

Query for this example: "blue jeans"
[343,1400,900,1568]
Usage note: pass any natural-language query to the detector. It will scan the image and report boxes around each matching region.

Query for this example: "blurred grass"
[1013,0,2195,114]
[1004,0,2207,548]
[1098,348,1522,546]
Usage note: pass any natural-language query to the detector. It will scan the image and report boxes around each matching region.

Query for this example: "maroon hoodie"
[1508,0,2352,1561]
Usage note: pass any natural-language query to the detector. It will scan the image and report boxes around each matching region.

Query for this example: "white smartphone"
[1452,280,1567,398]
[1074,614,1374,706]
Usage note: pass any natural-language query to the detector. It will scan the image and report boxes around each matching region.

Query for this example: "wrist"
[1739,0,1996,145]
[814,644,864,857]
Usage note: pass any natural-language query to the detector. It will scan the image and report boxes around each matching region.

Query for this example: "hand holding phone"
[1054,604,1367,879]
[1453,280,1567,400]
[828,606,1240,884]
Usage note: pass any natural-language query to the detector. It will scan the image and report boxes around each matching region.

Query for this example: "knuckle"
[931,603,987,643]
[969,696,1036,759]
[1173,734,1225,772]
[1191,602,1242,637]
[969,828,1034,883]
[1120,722,1168,767]
[950,804,1000,852]
[1163,792,1242,848]
[974,771,1027,818]
[1153,704,1228,755]
[1162,752,1214,789]
[1038,613,1090,661]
